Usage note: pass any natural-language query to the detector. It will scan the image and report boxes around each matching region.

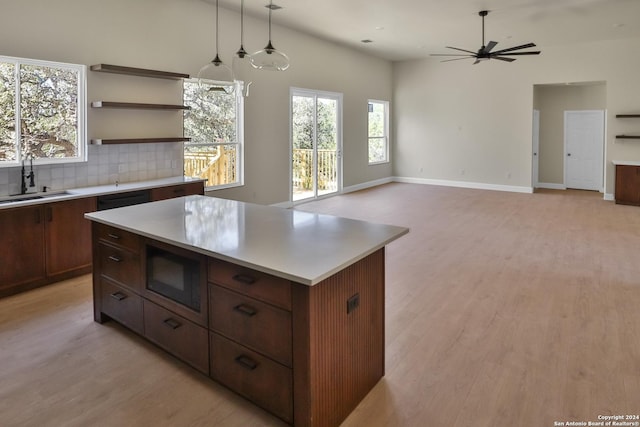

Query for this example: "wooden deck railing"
[292,149,337,191]
[184,148,336,190]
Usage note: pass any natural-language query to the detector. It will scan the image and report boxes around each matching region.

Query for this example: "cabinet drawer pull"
[173,188,186,193]
[110,291,127,301]
[108,255,122,262]
[46,206,53,222]
[235,355,258,370]
[232,274,256,285]
[233,304,257,317]
[163,318,182,330]
[107,233,120,240]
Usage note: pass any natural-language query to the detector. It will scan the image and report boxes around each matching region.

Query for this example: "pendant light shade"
[250,1,290,71]
[198,0,235,93]
[232,0,253,96]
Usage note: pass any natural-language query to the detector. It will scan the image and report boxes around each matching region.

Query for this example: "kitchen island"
[85,195,408,427]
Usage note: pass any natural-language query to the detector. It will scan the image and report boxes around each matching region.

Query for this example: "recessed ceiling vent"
[361,39,373,44]
[266,3,282,10]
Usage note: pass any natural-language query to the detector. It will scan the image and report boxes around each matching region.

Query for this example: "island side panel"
[292,248,385,427]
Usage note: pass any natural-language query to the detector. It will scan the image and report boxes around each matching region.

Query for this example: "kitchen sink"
[0,191,71,204]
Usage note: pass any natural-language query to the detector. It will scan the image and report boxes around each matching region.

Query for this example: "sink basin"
[0,191,71,204]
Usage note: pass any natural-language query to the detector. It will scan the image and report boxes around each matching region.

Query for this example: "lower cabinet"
[615,164,640,205]
[93,225,386,427]
[143,299,209,375]
[0,205,46,294]
[210,332,293,423]
[0,197,96,297]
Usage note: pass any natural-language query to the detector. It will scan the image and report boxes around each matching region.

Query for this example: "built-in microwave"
[146,245,201,312]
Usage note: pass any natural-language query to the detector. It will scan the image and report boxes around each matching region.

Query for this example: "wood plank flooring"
[2,183,639,426]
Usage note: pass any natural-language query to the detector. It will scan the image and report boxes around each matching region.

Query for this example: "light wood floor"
[2,183,639,426]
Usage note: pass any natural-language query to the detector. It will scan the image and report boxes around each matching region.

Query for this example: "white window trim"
[183,79,244,191]
[367,99,390,165]
[0,55,87,168]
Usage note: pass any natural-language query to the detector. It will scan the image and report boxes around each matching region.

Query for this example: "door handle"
[567,153,571,157]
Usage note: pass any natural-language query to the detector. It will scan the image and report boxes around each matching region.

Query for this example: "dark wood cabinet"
[150,181,204,201]
[91,221,387,427]
[0,197,96,297]
[45,197,97,277]
[0,205,46,295]
[615,164,640,206]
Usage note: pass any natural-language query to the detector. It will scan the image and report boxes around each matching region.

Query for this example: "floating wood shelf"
[616,135,640,140]
[91,101,190,110]
[90,64,190,80]
[90,137,191,145]
[616,114,640,118]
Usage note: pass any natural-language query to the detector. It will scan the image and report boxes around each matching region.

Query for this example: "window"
[183,79,243,189]
[0,55,86,166]
[368,100,389,164]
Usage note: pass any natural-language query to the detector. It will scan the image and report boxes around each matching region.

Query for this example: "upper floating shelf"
[91,101,191,110]
[616,114,640,118]
[615,135,640,140]
[90,64,190,80]
[90,137,191,145]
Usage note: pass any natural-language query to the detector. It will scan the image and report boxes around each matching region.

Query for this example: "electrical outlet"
[347,293,360,314]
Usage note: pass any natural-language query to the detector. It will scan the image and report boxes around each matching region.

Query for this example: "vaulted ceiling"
[213,0,640,61]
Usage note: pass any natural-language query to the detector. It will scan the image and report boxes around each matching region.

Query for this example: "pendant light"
[232,0,253,97]
[250,1,290,71]
[197,0,235,93]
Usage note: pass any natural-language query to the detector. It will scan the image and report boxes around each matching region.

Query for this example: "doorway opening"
[532,81,606,193]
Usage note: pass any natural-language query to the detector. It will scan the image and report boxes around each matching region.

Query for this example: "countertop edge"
[85,207,410,287]
[0,177,206,210]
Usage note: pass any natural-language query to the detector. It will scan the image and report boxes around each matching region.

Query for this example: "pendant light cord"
[268,0,273,42]
[216,0,220,55]
[240,0,245,47]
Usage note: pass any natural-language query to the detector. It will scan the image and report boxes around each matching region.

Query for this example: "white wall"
[393,37,640,196]
[0,0,393,203]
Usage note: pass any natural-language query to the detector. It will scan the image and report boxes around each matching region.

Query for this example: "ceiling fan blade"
[495,51,541,56]
[430,54,473,57]
[473,59,481,65]
[441,57,473,62]
[491,43,537,55]
[445,46,478,55]
[484,41,498,53]
[492,56,516,62]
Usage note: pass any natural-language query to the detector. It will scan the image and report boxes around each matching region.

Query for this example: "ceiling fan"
[431,10,541,64]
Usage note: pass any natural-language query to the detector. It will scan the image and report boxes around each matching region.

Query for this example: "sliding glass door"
[291,89,342,202]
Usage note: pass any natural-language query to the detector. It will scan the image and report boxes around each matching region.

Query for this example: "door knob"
[567,153,571,156]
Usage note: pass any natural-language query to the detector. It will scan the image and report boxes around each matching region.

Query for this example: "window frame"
[182,79,244,190]
[367,99,390,165]
[0,54,87,167]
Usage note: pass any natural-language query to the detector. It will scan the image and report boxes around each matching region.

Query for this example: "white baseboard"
[604,193,614,201]
[393,176,533,194]
[343,177,394,194]
[535,182,567,190]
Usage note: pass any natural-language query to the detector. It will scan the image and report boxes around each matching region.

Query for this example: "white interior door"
[564,110,605,191]
[532,110,540,188]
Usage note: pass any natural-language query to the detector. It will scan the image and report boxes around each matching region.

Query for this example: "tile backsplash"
[0,143,183,197]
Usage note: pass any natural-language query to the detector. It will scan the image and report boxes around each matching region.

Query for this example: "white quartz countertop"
[612,160,640,166]
[85,195,409,286]
[0,176,205,210]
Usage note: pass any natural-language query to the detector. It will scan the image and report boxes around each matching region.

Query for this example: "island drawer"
[209,284,292,367]
[100,277,143,335]
[95,223,140,253]
[210,332,292,423]
[143,300,209,375]
[98,242,141,291]
[208,259,291,311]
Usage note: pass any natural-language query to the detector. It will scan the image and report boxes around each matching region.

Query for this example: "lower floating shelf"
[91,137,191,145]
[616,135,640,140]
